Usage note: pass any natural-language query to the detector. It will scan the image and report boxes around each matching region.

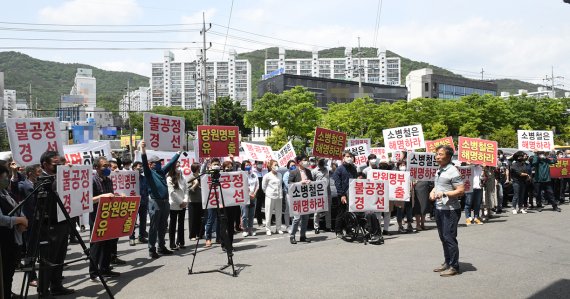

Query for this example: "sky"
[1,0,569,91]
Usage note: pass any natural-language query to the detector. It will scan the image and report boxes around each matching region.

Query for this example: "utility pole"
[200,12,212,125]
[480,68,484,80]
[28,83,32,117]
[544,66,564,98]
[127,79,133,159]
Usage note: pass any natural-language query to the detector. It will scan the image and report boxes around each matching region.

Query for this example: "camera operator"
[531,151,560,212]
[1,163,28,299]
[37,150,75,296]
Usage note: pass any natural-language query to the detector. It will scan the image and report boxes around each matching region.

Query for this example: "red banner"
[312,127,347,160]
[550,158,570,178]
[457,137,498,166]
[90,196,140,243]
[425,136,455,153]
[197,125,240,158]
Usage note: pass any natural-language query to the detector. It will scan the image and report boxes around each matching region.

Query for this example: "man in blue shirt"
[139,140,181,258]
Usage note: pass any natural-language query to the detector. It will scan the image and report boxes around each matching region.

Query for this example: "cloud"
[99,60,150,77]
[39,0,143,25]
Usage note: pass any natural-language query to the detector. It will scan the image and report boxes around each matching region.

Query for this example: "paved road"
[13,204,570,298]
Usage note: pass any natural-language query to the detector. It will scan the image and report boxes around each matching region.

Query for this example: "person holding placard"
[130,161,149,244]
[139,140,181,259]
[89,157,120,280]
[188,163,203,241]
[312,158,332,234]
[289,155,314,244]
[430,145,465,277]
[262,160,283,235]
[531,151,560,212]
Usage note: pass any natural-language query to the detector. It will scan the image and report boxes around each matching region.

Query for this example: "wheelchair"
[339,211,384,245]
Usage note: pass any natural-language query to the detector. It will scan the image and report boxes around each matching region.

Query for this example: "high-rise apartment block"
[70,68,97,108]
[264,48,401,86]
[151,50,252,111]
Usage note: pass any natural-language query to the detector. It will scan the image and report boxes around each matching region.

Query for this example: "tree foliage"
[211,96,250,136]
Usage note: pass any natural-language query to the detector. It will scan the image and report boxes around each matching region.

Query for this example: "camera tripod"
[9,176,114,298]
[188,170,237,277]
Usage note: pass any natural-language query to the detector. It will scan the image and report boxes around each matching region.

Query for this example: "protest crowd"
[1,115,569,298]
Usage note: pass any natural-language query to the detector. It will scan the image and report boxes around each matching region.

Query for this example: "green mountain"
[0,51,148,113]
[1,49,564,117]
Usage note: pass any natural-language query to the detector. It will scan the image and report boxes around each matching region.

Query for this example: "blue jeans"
[464,188,483,219]
[435,209,461,270]
[290,214,309,238]
[205,209,220,241]
[148,198,169,251]
[241,200,256,231]
[512,180,527,210]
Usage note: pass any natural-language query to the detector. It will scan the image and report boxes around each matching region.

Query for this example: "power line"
[0,21,202,27]
[0,26,200,34]
[221,0,235,61]
[372,0,383,48]
[0,46,197,50]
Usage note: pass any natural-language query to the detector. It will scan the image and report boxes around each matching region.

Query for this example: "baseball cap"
[147,155,163,163]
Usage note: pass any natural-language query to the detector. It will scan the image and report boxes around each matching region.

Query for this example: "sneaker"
[277,230,284,235]
[512,209,518,215]
[406,224,414,233]
[251,230,257,236]
[266,230,272,236]
[473,218,483,225]
[101,270,121,278]
[149,250,159,259]
[204,240,212,247]
[138,237,148,244]
[554,206,561,212]
[129,239,136,246]
[398,226,406,233]
[50,286,75,296]
[242,231,248,237]
[440,267,459,277]
[520,209,528,214]
[433,263,449,272]
[299,236,312,243]
[465,218,472,225]
[111,256,126,265]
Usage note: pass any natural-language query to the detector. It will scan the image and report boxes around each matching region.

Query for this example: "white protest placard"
[457,165,475,193]
[368,170,411,201]
[347,138,371,147]
[348,179,389,212]
[287,180,329,216]
[345,144,370,167]
[241,142,276,162]
[276,141,296,167]
[517,130,554,152]
[6,117,63,166]
[370,147,389,161]
[56,165,93,222]
[383,124,425,152]
[407,152,438,181]
[143,113,185,152]
[136,150,196,180]
[200,171,249,209]
[390,151,405,162]
[110,170,140,196]
[63,141,112,165]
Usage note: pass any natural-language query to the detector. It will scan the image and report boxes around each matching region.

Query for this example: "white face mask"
[344,157,353,164]
[272,165,278,172]
[300,161,309,168]
[256,163,263,169]
[399,166,407,171]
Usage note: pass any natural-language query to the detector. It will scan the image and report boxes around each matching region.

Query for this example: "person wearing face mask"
[89,157,121,280]
[312,158,332,234]
[0,164,28,299]
[34,151,75,296]
[282,160,296,232]
[362,154,378,177]
[139,140,182,258]
[494,150,510,214]
[122,158,132,171]
[560,150,570,204]
[203,158,222,248]
[262,160,283,235]
[375,159,394,235]
[395,161,414,233]
[220,160,240,253]
[309,157,317,170]
[332,151,358,238]
[288,155,314,244]
[167,163,189,251]
[187,163,203,241]
[129,161,149,245]
[241,161,259,237]
[253,161,268,228]
[510,151,530,215]
[531,151,560,212]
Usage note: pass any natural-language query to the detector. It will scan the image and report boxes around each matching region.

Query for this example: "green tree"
[265,126,288,150]
[211,96,250,136]
[488,126,517,148]
[245,86,323,152]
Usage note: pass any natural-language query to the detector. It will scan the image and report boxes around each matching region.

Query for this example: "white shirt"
[262,171,282,199]
[167,174,189,210]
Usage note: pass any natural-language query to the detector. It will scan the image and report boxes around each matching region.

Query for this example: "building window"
[424,83,429,92]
